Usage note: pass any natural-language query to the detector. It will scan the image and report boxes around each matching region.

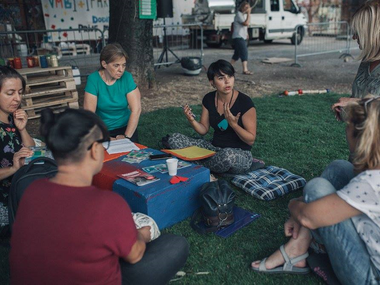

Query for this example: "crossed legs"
[250,160,370,282]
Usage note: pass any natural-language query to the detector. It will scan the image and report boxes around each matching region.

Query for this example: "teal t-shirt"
[85,71,137,131]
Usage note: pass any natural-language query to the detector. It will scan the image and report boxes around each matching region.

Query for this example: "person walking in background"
[84,43,141,142]
[231,1,252,75]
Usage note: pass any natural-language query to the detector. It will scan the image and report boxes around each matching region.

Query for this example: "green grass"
[0,93,349,284]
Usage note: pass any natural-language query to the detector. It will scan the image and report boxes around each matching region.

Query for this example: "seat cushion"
[231,166,306,201]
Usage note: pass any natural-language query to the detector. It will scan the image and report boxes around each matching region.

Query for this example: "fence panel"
[0,25,204,76]
[0,28,106,76]
[153,23,203,69]
[293,21,352,67]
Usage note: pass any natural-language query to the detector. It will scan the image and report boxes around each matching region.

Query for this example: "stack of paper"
[104,138,139,154]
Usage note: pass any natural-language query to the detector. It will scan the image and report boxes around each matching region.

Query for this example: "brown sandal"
[243,70,253,75]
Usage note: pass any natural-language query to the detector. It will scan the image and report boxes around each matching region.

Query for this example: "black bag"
[159,134,171,149]
[190,180,235,234]
[8,157,58,232]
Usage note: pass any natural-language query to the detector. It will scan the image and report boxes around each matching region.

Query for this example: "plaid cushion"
[231,166,306,201]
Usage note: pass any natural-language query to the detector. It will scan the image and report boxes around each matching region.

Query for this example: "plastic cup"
[166,158,178,176]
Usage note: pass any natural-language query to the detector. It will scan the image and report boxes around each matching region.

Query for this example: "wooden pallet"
[19,66,74,80]
[18,66,79,119]
[24,78,77,97]
[22,97,79,119]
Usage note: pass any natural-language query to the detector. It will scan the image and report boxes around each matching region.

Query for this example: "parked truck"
[182,0,307,47]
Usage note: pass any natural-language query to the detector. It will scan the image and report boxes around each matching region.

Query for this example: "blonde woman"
[251,96,380,284]
[333,1,380,118]
[84,43,141,142]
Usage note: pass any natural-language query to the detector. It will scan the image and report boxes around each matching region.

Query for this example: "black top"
[202,91,255,150]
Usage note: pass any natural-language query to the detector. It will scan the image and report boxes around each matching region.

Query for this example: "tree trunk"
[109,0,155,88]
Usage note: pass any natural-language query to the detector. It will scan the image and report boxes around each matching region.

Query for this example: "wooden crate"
[22,100,79,119]
[18,66,79,119]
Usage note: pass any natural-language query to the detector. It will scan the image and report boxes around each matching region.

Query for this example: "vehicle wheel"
[206,42,223,48]
[264,39,273,44]
[291,27,304,45]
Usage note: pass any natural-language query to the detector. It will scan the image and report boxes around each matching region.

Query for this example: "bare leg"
[242,61,248,72]
[230,59,236,65]
[251,226,312,270]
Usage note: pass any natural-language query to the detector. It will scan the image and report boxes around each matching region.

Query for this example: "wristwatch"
[124,135,131,140]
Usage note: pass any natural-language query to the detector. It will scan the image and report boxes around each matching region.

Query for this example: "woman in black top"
[168,60,256,174]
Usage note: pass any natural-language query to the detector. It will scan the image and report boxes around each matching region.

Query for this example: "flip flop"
[251,245,310,275]
[243,70,253,75]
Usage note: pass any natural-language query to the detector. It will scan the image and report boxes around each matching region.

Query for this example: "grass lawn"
[0,93,348,284]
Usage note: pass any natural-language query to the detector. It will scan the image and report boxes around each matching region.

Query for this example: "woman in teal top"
[84,43,141,142]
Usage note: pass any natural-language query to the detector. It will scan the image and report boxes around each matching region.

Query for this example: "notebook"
[162,146,215,161]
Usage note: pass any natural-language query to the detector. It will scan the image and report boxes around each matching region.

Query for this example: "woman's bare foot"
[251,243,307,270]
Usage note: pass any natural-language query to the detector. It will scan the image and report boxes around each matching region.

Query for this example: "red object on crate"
[93,143,147,189]
[14,57,22,69]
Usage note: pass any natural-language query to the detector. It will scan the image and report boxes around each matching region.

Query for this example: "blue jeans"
[304,160,380,284]
[120,234,189,285]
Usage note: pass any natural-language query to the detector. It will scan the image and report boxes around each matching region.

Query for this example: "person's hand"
[183,104,195,122]
[13,109,28,131]
[110,137,117,141]
[284,217,301,239]
[332,97,356,121]
[115,135,126,140]
[331,97,355,111]
[12,147,34,171]
[224,103,240,127]
[137,226,151,243]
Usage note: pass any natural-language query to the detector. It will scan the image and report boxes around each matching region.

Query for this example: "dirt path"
[26,47,361,136]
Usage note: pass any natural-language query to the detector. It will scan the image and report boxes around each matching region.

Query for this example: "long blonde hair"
[351,0,380,62]
[345,96,380,172]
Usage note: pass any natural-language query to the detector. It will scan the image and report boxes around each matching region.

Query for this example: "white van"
[183,0,307,47]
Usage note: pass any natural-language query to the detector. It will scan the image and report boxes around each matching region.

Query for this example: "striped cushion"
[231,166,306,201]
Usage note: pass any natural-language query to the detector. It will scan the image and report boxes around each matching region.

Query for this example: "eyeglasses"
[87,138,110,151]
[364,96,380,114]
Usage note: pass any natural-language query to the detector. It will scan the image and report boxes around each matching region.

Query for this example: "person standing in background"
[231,1,252,75]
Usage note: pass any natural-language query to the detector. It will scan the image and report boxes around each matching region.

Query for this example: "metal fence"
[0,27,107,76]
[153,23,203,70]
[0,24,204,75]
[292,21,353,67]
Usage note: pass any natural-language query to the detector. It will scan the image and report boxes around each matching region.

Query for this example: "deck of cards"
[122,150,153,164]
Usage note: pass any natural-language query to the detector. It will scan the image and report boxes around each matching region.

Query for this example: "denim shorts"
[232,38,248,61]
